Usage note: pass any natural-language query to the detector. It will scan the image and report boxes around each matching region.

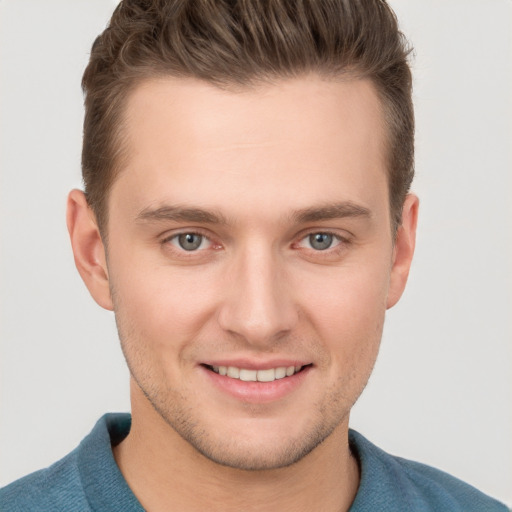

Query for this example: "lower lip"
[201,365,312,404]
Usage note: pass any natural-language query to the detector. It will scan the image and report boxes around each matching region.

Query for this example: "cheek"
[109,256,221,348]
[299,260,390,359]
[309,260,389,312]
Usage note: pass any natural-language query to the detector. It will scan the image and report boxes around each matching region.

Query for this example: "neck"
[113,385,360,512]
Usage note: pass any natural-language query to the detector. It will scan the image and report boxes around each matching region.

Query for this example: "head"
[81,0,414,236]
[68,0,418,472]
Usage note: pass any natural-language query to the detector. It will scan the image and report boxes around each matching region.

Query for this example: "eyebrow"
[136,201,371,226]
[136,205,228,225]
[291,202,372,223]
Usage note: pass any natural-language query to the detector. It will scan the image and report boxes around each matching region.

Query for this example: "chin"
[184,431,328,471]
[157,405,342,471]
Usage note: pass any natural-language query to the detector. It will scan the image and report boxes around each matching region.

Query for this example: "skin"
[67,74,418,511]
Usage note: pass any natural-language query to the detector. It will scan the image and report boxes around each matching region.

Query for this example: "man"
[0,0,508,511]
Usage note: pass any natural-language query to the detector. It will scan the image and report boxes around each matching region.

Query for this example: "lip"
[200,362,312,404]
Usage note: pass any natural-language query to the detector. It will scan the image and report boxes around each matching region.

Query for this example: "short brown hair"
[82,0,414,233]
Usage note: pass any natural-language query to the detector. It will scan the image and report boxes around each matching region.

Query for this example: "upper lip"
[201,359,311,370]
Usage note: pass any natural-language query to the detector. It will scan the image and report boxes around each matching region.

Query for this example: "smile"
[205,365,307,382]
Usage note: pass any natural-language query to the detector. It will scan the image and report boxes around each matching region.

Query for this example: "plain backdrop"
[1,0,511,505]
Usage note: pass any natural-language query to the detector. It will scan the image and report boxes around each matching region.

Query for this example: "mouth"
[203,364,311,383]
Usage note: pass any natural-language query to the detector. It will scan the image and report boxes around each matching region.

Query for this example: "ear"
[386,194,419,309]
[66,189,113,311]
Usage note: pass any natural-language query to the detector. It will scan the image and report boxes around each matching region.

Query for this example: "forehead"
[111,75,388,226]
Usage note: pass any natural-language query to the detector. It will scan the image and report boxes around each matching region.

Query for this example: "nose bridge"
[218,240,297,344]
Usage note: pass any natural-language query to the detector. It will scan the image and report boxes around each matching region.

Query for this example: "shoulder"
[390,454,508,512]
[0,448,90,512]
[349,429,509,512]
[1,414,139,512]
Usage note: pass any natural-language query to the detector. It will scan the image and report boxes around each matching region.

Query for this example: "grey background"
[1,0,511,505]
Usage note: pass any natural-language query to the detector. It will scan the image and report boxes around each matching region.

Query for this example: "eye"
[169,233,210,251]
[300,232,340,251]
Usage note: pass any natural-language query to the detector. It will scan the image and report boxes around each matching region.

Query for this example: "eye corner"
[291,229,355,263]
[160,229,225,259]
[296,231,341,251]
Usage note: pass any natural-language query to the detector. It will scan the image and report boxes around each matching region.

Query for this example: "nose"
[217,244,299,347]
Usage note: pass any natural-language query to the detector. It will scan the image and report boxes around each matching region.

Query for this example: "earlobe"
[66,189,113,311]
[386,194,419,309]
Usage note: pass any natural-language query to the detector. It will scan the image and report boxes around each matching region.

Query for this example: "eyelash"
[292,231,351,261]
[160,230,351,258]
[296,232,343,250]
[161,229,217,254]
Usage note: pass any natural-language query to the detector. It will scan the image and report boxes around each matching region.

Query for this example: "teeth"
[239,369,257,382]
[227,366,240,378]
[212,365,304,382]
[257,369,275,382]
[274,367,286,379]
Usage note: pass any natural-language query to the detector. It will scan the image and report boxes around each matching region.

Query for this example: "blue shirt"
[0,413,508,511]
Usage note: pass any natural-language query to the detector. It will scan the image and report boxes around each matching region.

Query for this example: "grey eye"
[178,233,204,251]
[309,233,333,250]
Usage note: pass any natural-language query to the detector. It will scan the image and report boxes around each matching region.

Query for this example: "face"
[73,75,416,471]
